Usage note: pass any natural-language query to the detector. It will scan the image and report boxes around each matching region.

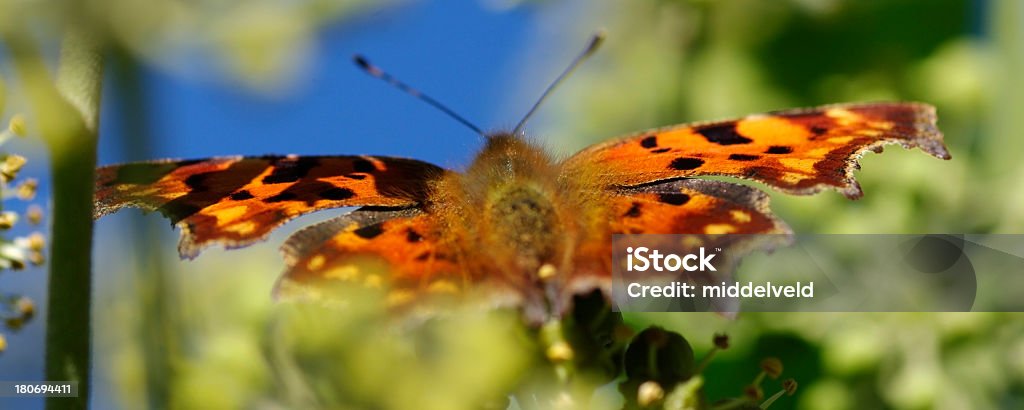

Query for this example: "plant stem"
[45,28,105,409]
[693,347,719,375]
[109,48,178,408]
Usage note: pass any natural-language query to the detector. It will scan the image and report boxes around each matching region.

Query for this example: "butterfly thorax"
[427,133,599,313]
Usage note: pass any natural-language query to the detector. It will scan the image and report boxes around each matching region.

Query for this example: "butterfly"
[93,34,949,322]
[94,96,949,323]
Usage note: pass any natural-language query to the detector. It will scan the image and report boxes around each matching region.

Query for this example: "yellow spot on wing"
[682,236,704,249]
[324,265,360,281]
[705,224,737,234]
[215,205,249,226]
[806,148,831,158]
[779,158,818,172]
[828,136,853,144]
[307,254,326,271]
[826,108,862,126]
[781,172,807,184]
[427,280,459,294]
[141,187,180,199]
[224,221,257,235]
[868,120,894,130]
[730,210,751,223]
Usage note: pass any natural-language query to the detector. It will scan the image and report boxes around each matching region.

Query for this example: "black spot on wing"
[265,181,355,205]
[184,172,213,190]
[353,158,376,173]
[623,202,642,218]
[728,154,761,161]
[230,190,254,200]
[695,123,752,145]
[266,191,298,203]
[161,203,203,223]
[320,187,356,200]
[346,173,367,180]
[353,224,384,239]
[406,229,423,243]
[765,145,793,154]
[640,135,658,148]
[810,126,828,135]
[657,193,690,206]
[669,157,704,170]
[262,157,320,184]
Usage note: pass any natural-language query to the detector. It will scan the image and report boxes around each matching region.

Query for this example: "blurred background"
[1,0,1023,408]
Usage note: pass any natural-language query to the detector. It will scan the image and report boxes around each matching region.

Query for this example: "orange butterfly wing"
[608,179,788,236]
[564,102,949,198]
[277,208,457,296]
[273,207,520,314]
[565,179,791,298]
[94,155,445,258]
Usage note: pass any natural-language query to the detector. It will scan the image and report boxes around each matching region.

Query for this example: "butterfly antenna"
[512,30,606,135]
[353,55,485,137]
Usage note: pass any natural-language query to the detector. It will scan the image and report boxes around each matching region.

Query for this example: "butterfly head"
[481,130,523,147]
[469,131,554,176]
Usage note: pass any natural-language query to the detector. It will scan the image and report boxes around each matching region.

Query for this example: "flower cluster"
[0,80,46,351]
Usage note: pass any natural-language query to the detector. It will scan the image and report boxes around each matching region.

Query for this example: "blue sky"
[99,1,550,168]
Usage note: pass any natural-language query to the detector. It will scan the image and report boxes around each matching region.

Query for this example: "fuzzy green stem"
[693,347,719,374]
[45,28,105,409]
[751,371,766,387]
[759,390,785,409]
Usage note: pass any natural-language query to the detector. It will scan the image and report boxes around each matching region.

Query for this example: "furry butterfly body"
[94,102,949,322]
